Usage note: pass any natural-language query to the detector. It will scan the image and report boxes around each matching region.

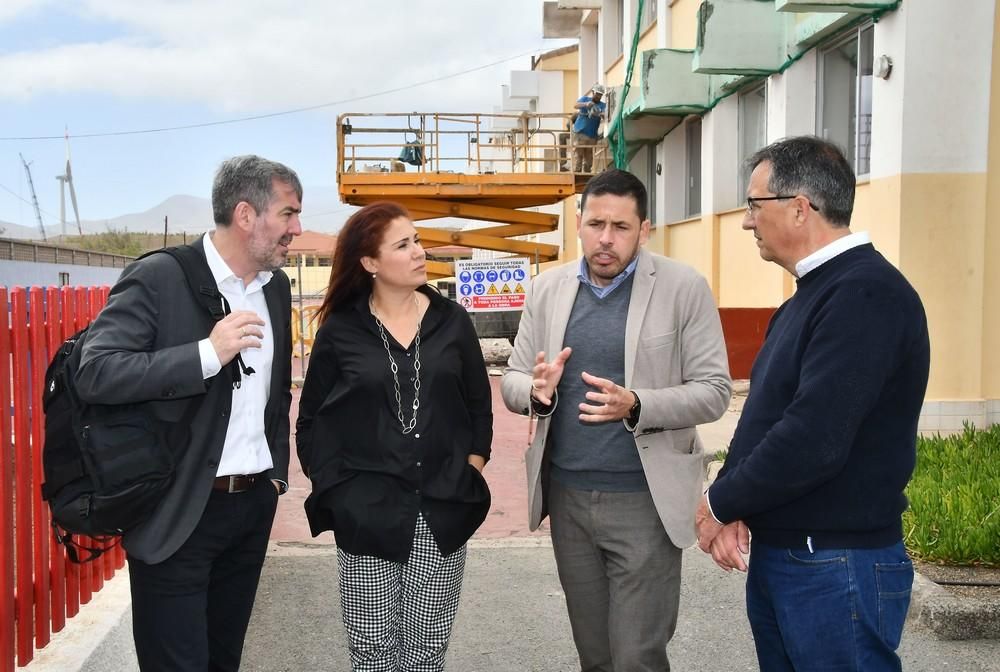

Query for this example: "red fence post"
[84,288,113,587]
[70,289,91,608]
[0,288,15,672]
[58,288,80,620]
[44,288,66,637]
[28,289,50,650]
[11,290,34,666]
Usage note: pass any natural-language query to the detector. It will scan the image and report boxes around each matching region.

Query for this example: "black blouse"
[296,286,492,561]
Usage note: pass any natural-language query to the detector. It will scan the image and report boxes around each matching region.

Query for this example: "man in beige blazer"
[502,169,731,671]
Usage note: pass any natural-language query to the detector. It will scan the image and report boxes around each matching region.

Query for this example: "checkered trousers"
[337,514,467,672]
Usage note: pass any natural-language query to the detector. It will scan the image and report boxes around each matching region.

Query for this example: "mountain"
[73,186,355,236]
[3,185,484,242]
[0,220,45,240]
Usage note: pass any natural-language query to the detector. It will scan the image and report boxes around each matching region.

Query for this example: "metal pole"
[297,259,306,368]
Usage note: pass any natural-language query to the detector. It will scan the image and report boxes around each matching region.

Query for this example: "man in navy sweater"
[695,136,930,671]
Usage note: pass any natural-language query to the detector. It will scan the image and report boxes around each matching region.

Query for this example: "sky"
[0,0,572,234]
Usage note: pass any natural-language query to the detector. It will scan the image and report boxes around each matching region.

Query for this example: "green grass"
[903,423,1000,567]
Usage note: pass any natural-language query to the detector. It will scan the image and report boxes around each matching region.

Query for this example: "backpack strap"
[139,245,255,389]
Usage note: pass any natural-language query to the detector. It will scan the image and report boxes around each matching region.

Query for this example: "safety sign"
[455,258,530,312]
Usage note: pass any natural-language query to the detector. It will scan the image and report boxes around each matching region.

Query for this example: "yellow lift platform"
[336,112,609,279]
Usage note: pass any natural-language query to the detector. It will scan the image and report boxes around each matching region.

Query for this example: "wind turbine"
[55,129,83,236]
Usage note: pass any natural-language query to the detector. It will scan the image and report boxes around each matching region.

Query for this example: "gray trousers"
[549,479,683,672]
[573,131,597,172]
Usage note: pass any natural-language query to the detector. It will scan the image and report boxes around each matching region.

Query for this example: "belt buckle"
[226,475,251,493]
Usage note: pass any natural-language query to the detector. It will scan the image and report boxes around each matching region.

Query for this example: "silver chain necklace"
[370,294,422,434]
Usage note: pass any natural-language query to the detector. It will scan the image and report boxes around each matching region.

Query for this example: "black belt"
[212,473,263,493]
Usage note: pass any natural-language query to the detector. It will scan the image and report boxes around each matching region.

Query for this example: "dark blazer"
[75,236,292,564]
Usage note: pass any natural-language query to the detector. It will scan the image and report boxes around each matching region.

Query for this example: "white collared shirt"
[795,231,872,278]
[197,232,275,477]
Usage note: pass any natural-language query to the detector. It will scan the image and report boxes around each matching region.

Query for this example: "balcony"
[776,0,898,12]
[606,49,721,157]
[693,0,792,75]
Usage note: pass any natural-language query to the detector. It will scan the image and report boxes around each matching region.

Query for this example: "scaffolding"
[336,112,611,278]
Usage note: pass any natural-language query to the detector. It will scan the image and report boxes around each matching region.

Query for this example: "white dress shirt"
[197,232,275,478]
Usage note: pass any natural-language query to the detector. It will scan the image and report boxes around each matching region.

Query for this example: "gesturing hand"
[209,310,265,366]
[531,347,572,406]
[578,372,634,423]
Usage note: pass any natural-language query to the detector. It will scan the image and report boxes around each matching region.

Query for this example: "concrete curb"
[910,571,1000,640]
[24,567,136,672]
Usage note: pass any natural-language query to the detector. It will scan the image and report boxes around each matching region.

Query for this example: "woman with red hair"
[296,201,492,671]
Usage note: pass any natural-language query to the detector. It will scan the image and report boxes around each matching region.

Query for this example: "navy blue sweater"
[711,244,930,549]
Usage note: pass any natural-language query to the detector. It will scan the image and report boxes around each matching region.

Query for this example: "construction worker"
[572,84,607,173]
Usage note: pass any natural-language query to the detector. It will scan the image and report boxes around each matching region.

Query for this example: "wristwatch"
[627,392,641,425]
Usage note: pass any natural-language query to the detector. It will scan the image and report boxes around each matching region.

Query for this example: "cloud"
[0,0,50,23]
[0,0,560,113]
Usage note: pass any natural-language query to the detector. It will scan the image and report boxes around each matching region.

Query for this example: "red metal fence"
[0,285,123,671]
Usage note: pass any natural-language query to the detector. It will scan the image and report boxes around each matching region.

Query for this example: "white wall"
[703,95,740,213]
[766,49,817,142]
[0,261,124,288]
[872,1,996,177]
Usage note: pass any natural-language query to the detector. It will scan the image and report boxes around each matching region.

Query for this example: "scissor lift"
[336,112,608,279]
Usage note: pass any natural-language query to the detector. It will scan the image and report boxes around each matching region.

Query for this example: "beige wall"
[627,23,660,90]
[984,5,1000,400]
[666,216,712,283]
[646,219,668,256]
[537,49,580,111]
[562,198,581,262]
[717,209,786,308]
[605,54,625,86]
[669,0,700,49]
[289,265,330,296]
[898,173,988,400]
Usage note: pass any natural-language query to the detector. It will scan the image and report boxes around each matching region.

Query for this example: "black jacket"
[297,286,492,561]
[76,237,292,563]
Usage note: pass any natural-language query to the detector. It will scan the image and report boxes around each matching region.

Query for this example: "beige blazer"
[501,249,732,548]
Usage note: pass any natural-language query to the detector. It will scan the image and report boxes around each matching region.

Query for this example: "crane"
[55,130,83,236]
[18,153,46,241]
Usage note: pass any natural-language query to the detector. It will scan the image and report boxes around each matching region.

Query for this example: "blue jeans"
[746,540,913,672]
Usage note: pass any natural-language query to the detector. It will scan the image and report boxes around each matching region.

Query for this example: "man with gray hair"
[695,136,929,671]
[77,155,302,670]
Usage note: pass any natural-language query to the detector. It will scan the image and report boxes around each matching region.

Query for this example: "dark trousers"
[549,479,683,672]
[127,478,279,672]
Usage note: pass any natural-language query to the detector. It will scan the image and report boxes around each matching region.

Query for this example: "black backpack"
[40,244,238,563]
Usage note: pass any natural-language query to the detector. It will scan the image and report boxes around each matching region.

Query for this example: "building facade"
[543,0,1000,430]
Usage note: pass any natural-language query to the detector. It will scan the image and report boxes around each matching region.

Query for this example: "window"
[738,83,767,198]
[819,24,874,175]
[58,272,70,286]
[685,118,702,218]
[641,0,657,32]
